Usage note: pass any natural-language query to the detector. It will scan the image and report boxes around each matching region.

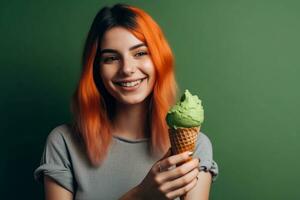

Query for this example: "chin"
[118,95,149,105]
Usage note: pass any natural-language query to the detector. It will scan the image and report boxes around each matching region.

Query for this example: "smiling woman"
[33,3,218,200]
[98,27,156,106]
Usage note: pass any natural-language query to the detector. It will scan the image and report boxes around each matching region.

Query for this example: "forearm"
[184,171,212,200]
[119,185,143,200]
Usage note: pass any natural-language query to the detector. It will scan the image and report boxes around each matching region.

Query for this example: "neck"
[112,100,150,140]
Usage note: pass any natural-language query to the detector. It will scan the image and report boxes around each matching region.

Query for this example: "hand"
[136,149,200,200]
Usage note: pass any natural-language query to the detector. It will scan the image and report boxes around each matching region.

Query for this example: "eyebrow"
[99,43,147,55]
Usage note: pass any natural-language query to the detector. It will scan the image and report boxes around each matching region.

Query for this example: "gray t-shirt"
[34,124,219,200]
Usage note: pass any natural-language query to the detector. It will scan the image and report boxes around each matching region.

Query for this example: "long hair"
[71,3,178,166]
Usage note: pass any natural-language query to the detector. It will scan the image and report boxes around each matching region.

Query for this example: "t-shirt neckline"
[112,135,149,143]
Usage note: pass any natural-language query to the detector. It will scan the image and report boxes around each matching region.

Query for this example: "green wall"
[1,0,299,199]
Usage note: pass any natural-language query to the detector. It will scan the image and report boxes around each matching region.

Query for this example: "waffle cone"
[168,126,200,200]
[168,126,200,155]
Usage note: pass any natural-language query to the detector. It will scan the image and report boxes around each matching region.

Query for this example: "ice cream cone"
[166,90,204,200]
[168,126,200,200]
[168,126,200,160]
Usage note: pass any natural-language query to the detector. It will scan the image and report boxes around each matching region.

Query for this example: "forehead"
[100,27,143,51]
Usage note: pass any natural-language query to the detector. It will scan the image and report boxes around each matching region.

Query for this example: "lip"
[114,77,147,83]
[114,77,147,91]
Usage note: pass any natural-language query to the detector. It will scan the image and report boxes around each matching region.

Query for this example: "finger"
[159,151,193,171]
[153,148,172,173]
[159,158,199,182]
[160,168,199,193]
[165,176,198,199]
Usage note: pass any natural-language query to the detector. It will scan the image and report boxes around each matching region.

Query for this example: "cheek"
[143,60,156,78]
[143,64,156,92]
[100,66,116,82]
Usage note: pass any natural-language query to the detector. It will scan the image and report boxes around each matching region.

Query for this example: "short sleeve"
[194,132,219,182]
[33,126,74,193]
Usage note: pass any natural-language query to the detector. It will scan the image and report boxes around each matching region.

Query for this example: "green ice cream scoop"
[166,90,204,129]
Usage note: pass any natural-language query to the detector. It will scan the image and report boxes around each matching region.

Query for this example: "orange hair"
[71,4,178,166]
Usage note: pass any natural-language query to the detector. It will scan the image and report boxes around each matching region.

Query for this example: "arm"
[119,150,199,200]
[184,171,212,200]
[44,175,73,200]
[118,186,143,200]
[183,132,218,200]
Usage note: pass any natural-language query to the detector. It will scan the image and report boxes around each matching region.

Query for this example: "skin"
[44,27,212,200]
[98,27,156,140]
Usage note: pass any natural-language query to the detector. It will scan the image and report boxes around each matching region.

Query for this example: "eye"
[101,56,119,63]
[135,51,148,57]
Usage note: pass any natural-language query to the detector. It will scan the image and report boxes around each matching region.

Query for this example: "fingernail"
[188,151,194,156]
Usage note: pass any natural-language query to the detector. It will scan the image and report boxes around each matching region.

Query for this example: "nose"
[120,56,136,76]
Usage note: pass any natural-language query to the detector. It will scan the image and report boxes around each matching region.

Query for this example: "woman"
[34,3,218,200]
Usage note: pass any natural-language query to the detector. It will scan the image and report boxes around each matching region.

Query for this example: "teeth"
[119,79,142,87]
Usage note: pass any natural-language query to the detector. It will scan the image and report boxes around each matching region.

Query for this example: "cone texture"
[168,127,200,155]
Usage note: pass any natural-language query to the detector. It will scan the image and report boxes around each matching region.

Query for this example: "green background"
[1,0,299,199]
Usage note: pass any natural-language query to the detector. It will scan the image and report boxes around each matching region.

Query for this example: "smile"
[115,77,147,87]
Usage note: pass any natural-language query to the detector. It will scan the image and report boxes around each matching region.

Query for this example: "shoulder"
[47,124,72,139]
[194,131,214,167]
[194,131,219,182]
[43,123,84,156]
[46,124,76,146]
[196,131,213,149]
[34,124,77,193]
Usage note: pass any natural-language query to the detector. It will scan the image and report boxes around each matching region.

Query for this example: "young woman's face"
[99,27,156,106]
